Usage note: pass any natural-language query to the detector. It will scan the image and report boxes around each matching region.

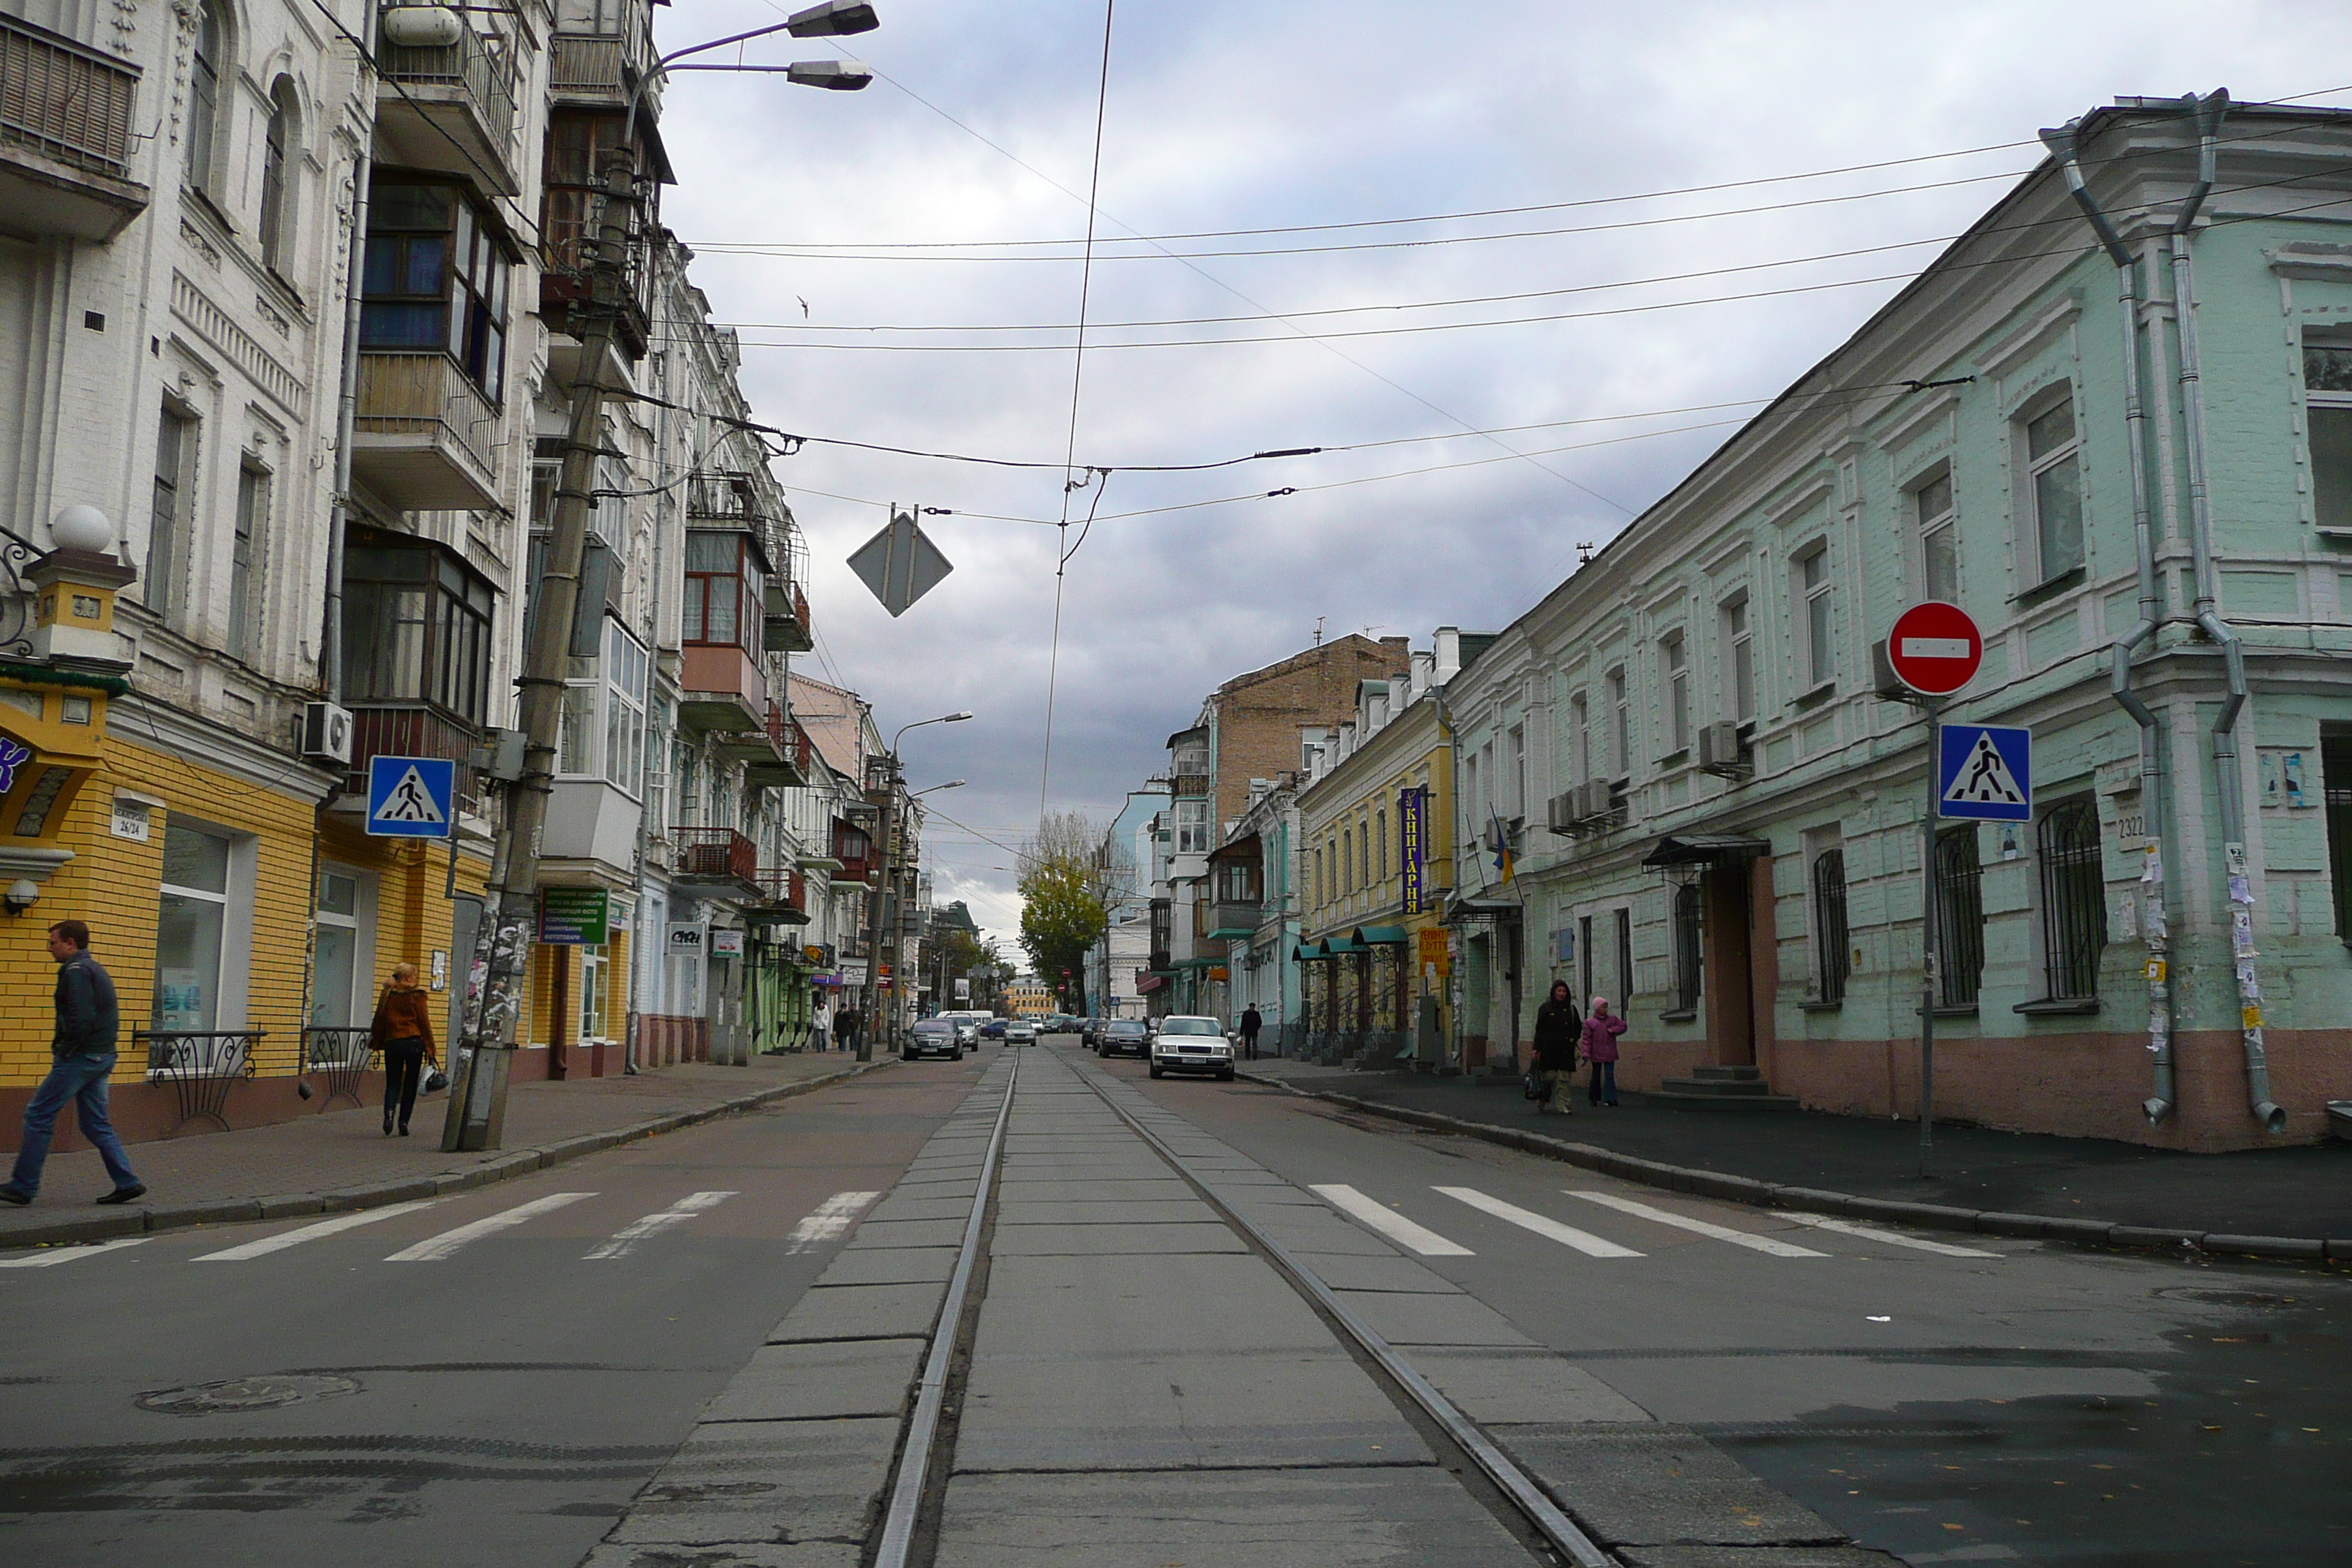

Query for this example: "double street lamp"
[858,712,973,1059]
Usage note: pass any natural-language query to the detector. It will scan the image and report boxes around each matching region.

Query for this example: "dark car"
[979,1018,1007,1040]
[902,1018,962,1062]
[1098,1018,1150,1059]
[1080,1016,1106,1047]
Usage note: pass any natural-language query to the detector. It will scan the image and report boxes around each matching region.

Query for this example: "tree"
[1018,813,1111,1014]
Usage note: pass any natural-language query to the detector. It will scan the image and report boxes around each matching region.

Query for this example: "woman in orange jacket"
[371,962,437,1137]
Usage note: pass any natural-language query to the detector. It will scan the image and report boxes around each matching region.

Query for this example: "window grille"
[2036,798,2107,1000]
[2327,738,2352,945]
[1812,849,1850,1004]
[1613,908,1632,1005]
[1934,826,1984,1007]
[1670,881,1702,1011]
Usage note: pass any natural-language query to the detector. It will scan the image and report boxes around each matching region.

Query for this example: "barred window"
[1812,849,1850,1004]
[1671,881,1703,1011]
[2036,798,2107,1000]
[1935,826,1985,1008]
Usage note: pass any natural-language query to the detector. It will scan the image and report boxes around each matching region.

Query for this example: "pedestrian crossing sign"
[366,755,456,838]
[1937,725,2031,821]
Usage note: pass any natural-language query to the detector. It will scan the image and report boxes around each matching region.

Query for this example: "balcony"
[749,867,811,926]
[0,14,147,241]
[834,821,874,883]
[671,826,760,900]
[718,702,810,789]
[765,578,813,655]
[677,643,765,734]
[343,704,479,814]
[352,353,501,511]
[1171,766,1211,797]
[548,30,658,113]
[1207,899,1262,940]
[375,23,520,195]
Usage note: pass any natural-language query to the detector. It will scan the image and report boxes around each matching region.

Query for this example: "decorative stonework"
[179,216,220,268]
[109,0,138,59]
[172,271,306,415]
[168,0,198,147]
[256,295,290,336]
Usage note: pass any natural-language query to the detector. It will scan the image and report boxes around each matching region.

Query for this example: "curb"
[0,1057,897,1252]
[1243,1071,2352,1265]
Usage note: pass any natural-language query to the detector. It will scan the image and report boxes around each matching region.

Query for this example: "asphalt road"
[6,1036,2344,1567]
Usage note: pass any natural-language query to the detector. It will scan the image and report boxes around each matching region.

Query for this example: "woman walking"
[1580,995,1627,1107]
[371,962,436,1137]
[1531,981,1582,1115]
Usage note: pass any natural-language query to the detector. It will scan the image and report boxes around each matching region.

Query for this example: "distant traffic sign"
[1939,725,2032,821]
[1887,601,1983,697]
[366,755,455,837]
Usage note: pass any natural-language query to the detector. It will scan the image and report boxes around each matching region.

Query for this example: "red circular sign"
[1886,600,1983,697]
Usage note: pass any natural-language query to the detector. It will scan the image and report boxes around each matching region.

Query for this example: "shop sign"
[539,886,609,946]
[1417,927,1450,978]
[1399,785,1427,915]
[804,945,829,964]
[712,929,746,957]
[840,960,869,987]
[667,921,707,957]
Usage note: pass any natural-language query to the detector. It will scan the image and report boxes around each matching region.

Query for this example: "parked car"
[1003,1019,1038,1045]
[1148,1015,1235,1080]
[903,1018,962,1061]
[1080,1016,1106,1047]
[1098,1018,1150,1059]
[979,1018,1008,1040]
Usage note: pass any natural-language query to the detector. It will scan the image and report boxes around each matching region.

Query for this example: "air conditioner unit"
[1697,720,1747,776]
[1575,779,1613,822]
[299,701,353,766]
[1545,791,1580,834]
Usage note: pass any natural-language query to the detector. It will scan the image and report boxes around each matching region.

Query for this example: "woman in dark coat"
[1531,981,1582,1114]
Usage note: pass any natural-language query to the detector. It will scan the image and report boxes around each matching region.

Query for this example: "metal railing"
[377,21,517,149]
[355,353,497,483]
[346,706,480,813]
[0,15,140,177]
[138,1030,262,1133]
[548,30,651,97]
[301,1027,376,1110]
[674,826,758,885]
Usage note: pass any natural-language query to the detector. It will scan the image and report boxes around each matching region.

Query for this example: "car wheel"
[902,1049,916,1061]
[1148,1063,1164,1079]
[1218,1068,1235,1082]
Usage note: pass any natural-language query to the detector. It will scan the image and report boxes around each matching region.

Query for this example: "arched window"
[187,1,222,188]
[260,80,295,270]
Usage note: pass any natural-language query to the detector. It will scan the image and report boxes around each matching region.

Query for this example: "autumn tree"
[1017,812,1117,1013]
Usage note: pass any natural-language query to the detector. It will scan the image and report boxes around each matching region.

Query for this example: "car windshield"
[913,1021,950,1035]
[1109,1021,1146,1035]
[1161,1019,1221,1036]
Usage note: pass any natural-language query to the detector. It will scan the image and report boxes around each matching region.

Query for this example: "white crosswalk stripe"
[1312,1183,1474,1256]
[1567,1191,1828,1257]
[584,1191,739,1259]
[194,1200,444,1262]
[1777,1211,2002,1258]
[0,1237,146,1268]
[385,1192,596,1262]
[785,1190,879,1253]
[1436,1186,1643,1258]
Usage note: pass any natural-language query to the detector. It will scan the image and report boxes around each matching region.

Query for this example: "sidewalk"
[0,1050,894,1249]
[1241,1058,2352,1258]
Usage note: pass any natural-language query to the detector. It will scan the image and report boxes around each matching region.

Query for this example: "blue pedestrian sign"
[1938,725,2032,821]
[366,755,456,838]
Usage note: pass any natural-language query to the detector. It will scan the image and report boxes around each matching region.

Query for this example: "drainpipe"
[2040,119,2176,1124]
[2167,90,2285,1134]
[325,0,382,704]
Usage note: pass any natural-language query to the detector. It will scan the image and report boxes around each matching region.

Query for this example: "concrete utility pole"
[855,715,970,1059]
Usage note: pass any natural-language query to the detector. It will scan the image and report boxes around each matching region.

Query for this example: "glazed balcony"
[352,353,501,512]
[0,14,146,241]
[375,23,519,195]
[1170,766,1211,797]
[677,642,764,734]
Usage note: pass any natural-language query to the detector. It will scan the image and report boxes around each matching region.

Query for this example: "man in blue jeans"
[1,920,144,1205]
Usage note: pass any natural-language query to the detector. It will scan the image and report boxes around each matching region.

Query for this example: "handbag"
[425,1066,449,1093]
[1522,1065,1543,1101]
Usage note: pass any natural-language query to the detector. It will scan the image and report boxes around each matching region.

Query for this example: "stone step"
[1657,1075,1776,1096]
[1687,1064,1763,1082]
[1646,1085,1803,1112]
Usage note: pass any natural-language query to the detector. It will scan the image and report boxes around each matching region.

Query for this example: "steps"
[1648,1063,1801,1112]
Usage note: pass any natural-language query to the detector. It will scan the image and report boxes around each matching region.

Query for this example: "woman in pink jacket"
[1580,996,1627,1107]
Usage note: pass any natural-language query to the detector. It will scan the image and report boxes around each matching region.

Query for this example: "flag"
[1488,810,1515,885]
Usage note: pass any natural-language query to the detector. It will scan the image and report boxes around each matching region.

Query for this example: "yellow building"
[1005,979,1053,1019]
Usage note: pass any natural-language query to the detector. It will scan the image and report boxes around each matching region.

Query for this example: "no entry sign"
[1886,601,1983,698]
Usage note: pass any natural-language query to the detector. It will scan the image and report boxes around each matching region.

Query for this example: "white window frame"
[1796,544,1833,690]
[2019,389,2084,584]
[1661,633,1689,755]
[1175,798,1210,854]
[559,617,652,795]
[1507,724,1526,819]
[1570,693,1589,782]
[1720,597,1753,725]
[2302,337,2352,530]
[1606,667,1629,779]
[1911,465,1958,603]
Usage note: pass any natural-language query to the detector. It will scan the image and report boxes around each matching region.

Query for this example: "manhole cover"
[138,1373,361,1415]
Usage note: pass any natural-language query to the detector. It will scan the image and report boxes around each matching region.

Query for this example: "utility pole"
[857,764,896,1062]
[442,150,633,1152]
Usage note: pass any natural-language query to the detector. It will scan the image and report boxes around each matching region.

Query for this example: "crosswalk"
[1311,1183,2004,1265]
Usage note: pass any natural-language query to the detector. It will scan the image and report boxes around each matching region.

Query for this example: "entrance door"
[1702,861,1757,1067]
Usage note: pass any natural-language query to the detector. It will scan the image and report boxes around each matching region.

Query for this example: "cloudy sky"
[652,0,2352,951]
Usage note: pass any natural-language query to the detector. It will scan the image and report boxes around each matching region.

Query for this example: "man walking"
[1238,1005,1262,1061]
[1,921,144,1205]
[834,1003,861,1057]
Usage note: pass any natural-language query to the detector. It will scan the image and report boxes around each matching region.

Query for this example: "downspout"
[2167,90,2284,1134]
[2039,121,2175,1124]
[325,0,382,706]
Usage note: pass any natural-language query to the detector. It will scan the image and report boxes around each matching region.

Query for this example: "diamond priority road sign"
[1886,600,1983,697]
[366,755,455,838]
[848,507,954,617]
[1939,725,2032,821]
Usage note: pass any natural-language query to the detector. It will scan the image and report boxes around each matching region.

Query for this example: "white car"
[1149,1016,1235,1081]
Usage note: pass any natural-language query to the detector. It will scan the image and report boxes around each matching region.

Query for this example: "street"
[4,1039,2344,1567]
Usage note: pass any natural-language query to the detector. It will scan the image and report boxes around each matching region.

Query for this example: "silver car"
[1148,1016,1235,1081]
[1003,1019,1037,1045]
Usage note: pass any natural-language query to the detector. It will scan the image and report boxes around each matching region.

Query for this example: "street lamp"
[624,4,880,146]
[858,711,973,1059]
[911,779,967,796]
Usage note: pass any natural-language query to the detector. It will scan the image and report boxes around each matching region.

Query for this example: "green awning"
[1291,940,1325,961]
[1322,936,1363,956]
[1352,926,1409,946]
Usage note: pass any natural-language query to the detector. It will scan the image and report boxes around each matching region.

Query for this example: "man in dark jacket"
[1,920,144,1205]
[1531,980,1582,1115]
[1238,1006,1263,1060]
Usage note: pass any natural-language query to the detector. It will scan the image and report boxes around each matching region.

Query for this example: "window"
[1722,600,1754,723]
[1915,469,1958,602]
[342,532,497,725]
[260,83,293,271]
[1662,636,1689,755]
[580,944,611,1042]
[1341,828,1352,893]
[1934,826,1985,1008]
[228,464,265,663]
[1613,908,1632,1005]
[1570,693,1589,781]
[310,869,363,1027]
[1175,799,1210,853]
[148,404,194,618]
[2024,396,2084,581]
[2035,797,2107,1000]
[682,530,765,649]
[1607,667,1629,777]
[1799,546,1834,687]
[1578,913,1594,1003]
[557,617,650,794]
[1463,753,1480,833]
[156,821,231,1033]
[1507,725,1526,818]
[186,1,222,189]
[1812,849,1850,1004]
[2304,343,2352,529]
[361,183,512,402]
[1313,846,1324,907]
[1375,810,1387,883]
[1670,881,1703,1011]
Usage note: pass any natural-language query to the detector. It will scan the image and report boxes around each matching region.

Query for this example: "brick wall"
[1210,635,1409,829]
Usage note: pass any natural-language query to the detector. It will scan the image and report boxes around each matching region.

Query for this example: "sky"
[649,0,2352,954]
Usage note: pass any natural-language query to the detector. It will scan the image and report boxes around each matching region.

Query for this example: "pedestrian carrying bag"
[1522,1065,1543,1101]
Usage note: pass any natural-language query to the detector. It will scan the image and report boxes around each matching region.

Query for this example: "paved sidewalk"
[0,1049,892,1248]
[1240,1057,2352,1250]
